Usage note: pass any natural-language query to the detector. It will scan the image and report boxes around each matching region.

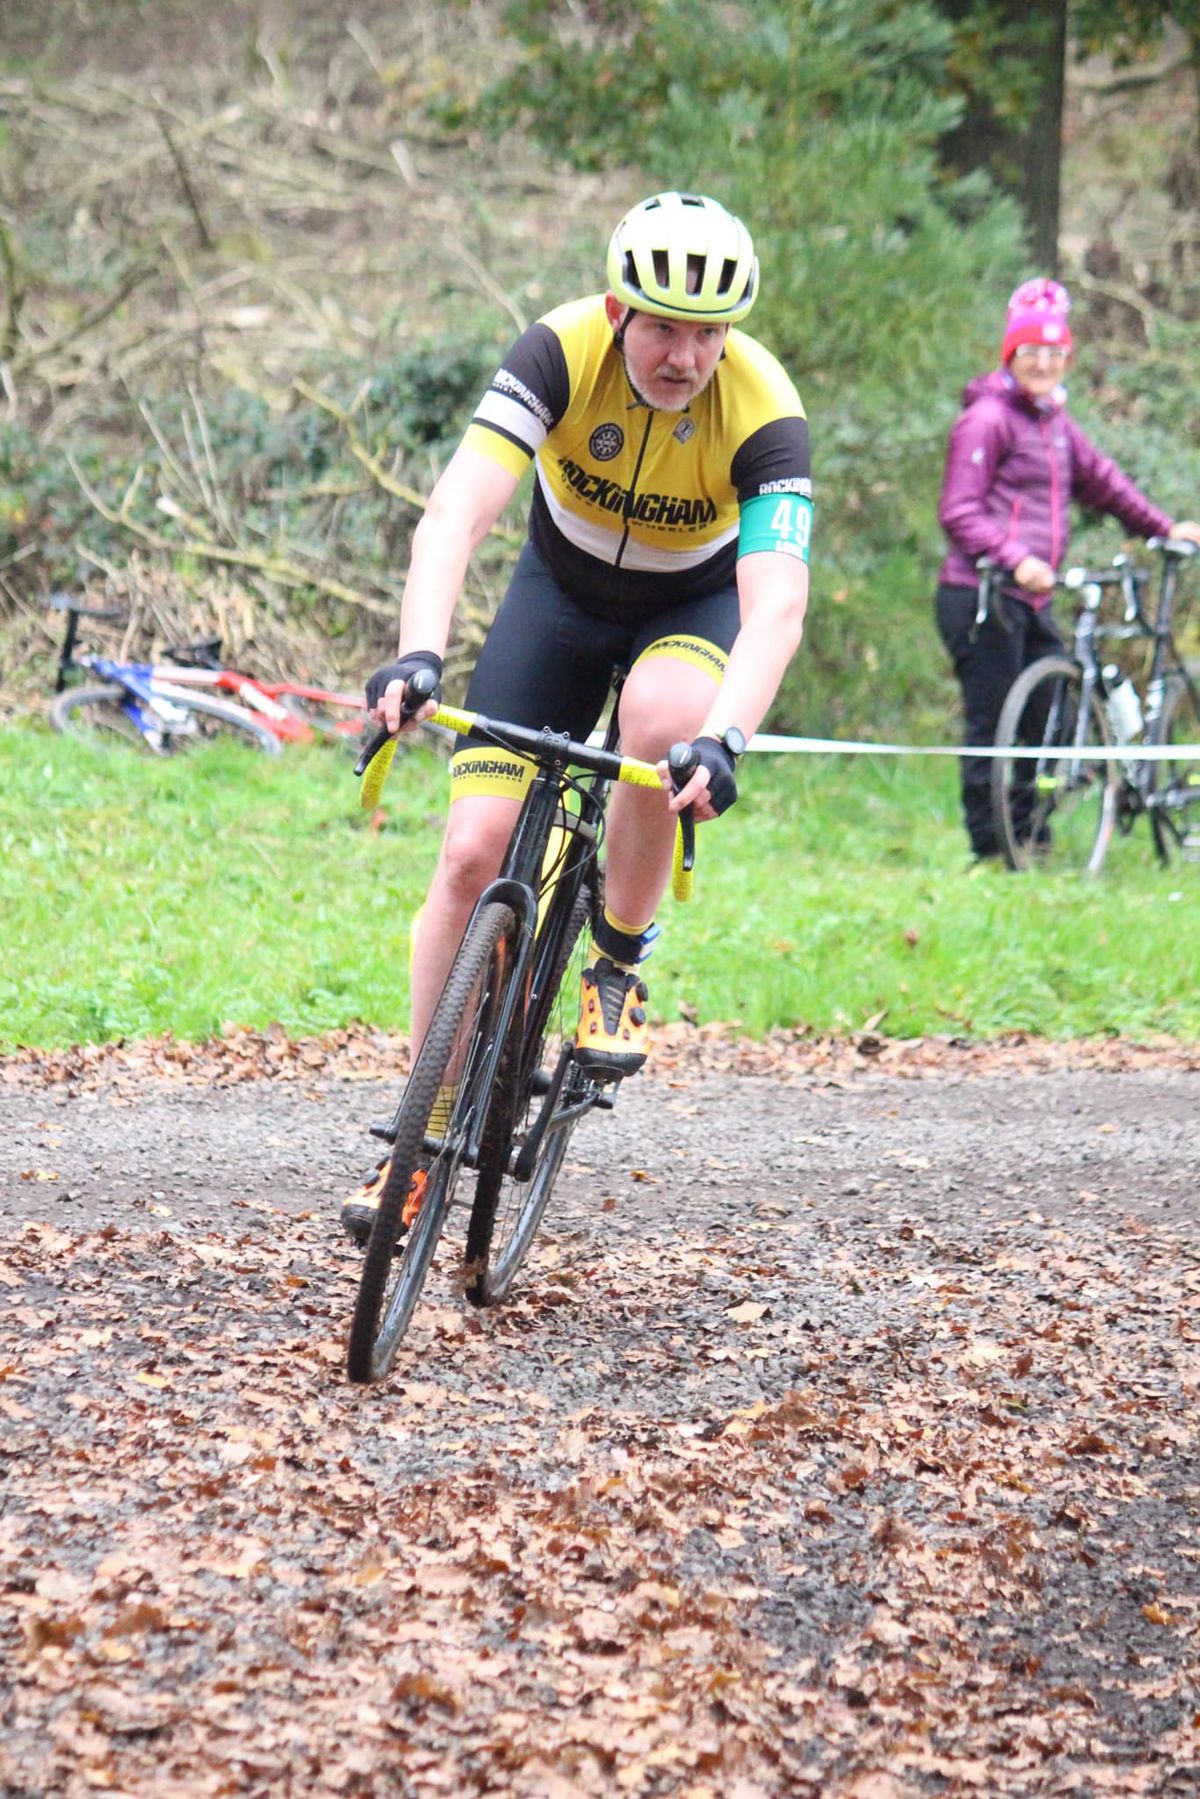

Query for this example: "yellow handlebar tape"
[360,719,693,901]
[670,821,694,903]
[359,705,470,810]
[616,761,663,790]
[359,734,399,811]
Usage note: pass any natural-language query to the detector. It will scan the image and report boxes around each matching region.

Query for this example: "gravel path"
[2,1046,1197,1796]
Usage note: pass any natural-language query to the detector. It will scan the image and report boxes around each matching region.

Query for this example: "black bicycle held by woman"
[989,537,1199,873]
[345,669,699,1385]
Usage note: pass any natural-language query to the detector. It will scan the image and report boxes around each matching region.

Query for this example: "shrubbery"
[3,0,1198,736]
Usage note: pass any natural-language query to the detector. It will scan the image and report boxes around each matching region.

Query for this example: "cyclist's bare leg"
[604,656,719,929]
[409,794,521,1053]
[574,656,718,1076]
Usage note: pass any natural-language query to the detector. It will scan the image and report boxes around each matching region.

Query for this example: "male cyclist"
[343,191,813,1243]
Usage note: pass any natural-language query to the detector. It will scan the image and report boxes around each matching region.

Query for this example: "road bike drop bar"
[354,668,700,900]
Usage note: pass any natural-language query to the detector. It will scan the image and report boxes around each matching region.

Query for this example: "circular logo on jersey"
[589,423,624,461]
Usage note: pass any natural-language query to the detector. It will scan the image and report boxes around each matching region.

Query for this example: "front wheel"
[346,901,517,1384]
[1149,671,1200,864]
[464,885,593,1308]
[992,656,1117,874]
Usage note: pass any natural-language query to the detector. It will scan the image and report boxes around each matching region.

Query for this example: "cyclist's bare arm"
[374,446,521,735]
[665,550,809,819]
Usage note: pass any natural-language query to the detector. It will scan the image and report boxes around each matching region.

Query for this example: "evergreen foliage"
[471,0,1031,730]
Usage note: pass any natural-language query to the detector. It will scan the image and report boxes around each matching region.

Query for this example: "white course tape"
[749,733,1200,763]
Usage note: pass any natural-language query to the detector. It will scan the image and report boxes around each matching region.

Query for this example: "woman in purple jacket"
[934,278,1200,860]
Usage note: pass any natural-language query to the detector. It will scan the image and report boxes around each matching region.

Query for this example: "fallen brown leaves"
[2,1019,1196,1097]
[2,1156,1199,1797]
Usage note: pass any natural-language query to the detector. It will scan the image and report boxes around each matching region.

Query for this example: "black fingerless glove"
[691,736,739,816]
[365,651,443,712]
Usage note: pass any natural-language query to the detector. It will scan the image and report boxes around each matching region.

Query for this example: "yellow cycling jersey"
[461,295,811,616]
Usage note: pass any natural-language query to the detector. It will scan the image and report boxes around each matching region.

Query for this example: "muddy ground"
[1,1033,1197,1797]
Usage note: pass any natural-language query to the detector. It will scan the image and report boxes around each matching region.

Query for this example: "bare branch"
[0,216,23,365]
[12,264,157,375]
[292,376,524,546]
[68,453,398,617]
[154,107,215,250]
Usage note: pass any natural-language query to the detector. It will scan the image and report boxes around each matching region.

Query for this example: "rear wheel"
[49,685,148,749]
[50,683,282,755]
[992,656,1118,874]
[464,883,594,1307]
[1149,671,1200,863]
[347,901,517,1383]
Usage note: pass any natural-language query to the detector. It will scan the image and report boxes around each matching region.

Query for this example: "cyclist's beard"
[621,351,699,414]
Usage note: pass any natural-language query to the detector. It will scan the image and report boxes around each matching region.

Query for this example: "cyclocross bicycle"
[988,538,1199,873]
[48,595,281,755]
[346,667,698,1385]
[156,636,367,746]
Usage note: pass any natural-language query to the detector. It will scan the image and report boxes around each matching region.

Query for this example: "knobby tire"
[464,884,593,1307]
[1150,673,1200,863]
[347,901,517,1383]
[992,655,1117,874]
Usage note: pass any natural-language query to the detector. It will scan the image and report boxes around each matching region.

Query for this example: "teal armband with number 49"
[737,491,814,562]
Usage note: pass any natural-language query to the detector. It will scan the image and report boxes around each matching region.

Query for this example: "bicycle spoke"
[992,656,1117,874]
[1150,675,1200,864]
[464,881,596,1306]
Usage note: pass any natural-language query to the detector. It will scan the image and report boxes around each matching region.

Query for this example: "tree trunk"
[938,0,1068,272]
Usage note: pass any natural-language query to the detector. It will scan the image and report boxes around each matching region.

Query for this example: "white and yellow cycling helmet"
[606,192,759,325]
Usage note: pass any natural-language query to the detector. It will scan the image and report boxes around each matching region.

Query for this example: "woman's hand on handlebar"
[1012,555,1056,595]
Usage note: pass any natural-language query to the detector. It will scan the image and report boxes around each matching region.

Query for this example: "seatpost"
[52,595,80,694]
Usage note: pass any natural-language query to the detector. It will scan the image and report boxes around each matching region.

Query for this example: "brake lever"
[353,665,440,778]
[666,740,700,874]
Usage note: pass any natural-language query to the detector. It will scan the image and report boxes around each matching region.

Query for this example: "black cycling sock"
[591,908,653,969]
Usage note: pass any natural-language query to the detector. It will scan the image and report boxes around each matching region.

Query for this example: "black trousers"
[935,584,1065,857]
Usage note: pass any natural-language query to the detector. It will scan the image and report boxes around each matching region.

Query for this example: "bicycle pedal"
[593,1090,616,1111]
[369,1119,398,1144]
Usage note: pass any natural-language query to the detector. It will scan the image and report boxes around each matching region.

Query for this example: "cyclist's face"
[607,299,728,411]
[1010,341,1070,398]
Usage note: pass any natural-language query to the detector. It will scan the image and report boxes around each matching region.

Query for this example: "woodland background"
[1,0,1200,736]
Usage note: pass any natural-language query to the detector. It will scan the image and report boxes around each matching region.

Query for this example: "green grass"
[1,723,1197,1049]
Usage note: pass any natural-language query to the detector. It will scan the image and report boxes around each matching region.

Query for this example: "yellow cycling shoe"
[574,955,649,1077]
[340,1158,428,1247]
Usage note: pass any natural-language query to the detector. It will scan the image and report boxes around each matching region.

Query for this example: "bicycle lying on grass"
[50,596,282,754]
[48,595,365,753]
[345,668,698,1385]
[987,537,1199,873]
[155,636,367,746]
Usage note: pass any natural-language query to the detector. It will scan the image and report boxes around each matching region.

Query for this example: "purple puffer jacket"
[937,370,1174,608]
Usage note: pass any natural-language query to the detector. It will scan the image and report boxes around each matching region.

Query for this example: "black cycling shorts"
[450,540,738,800]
